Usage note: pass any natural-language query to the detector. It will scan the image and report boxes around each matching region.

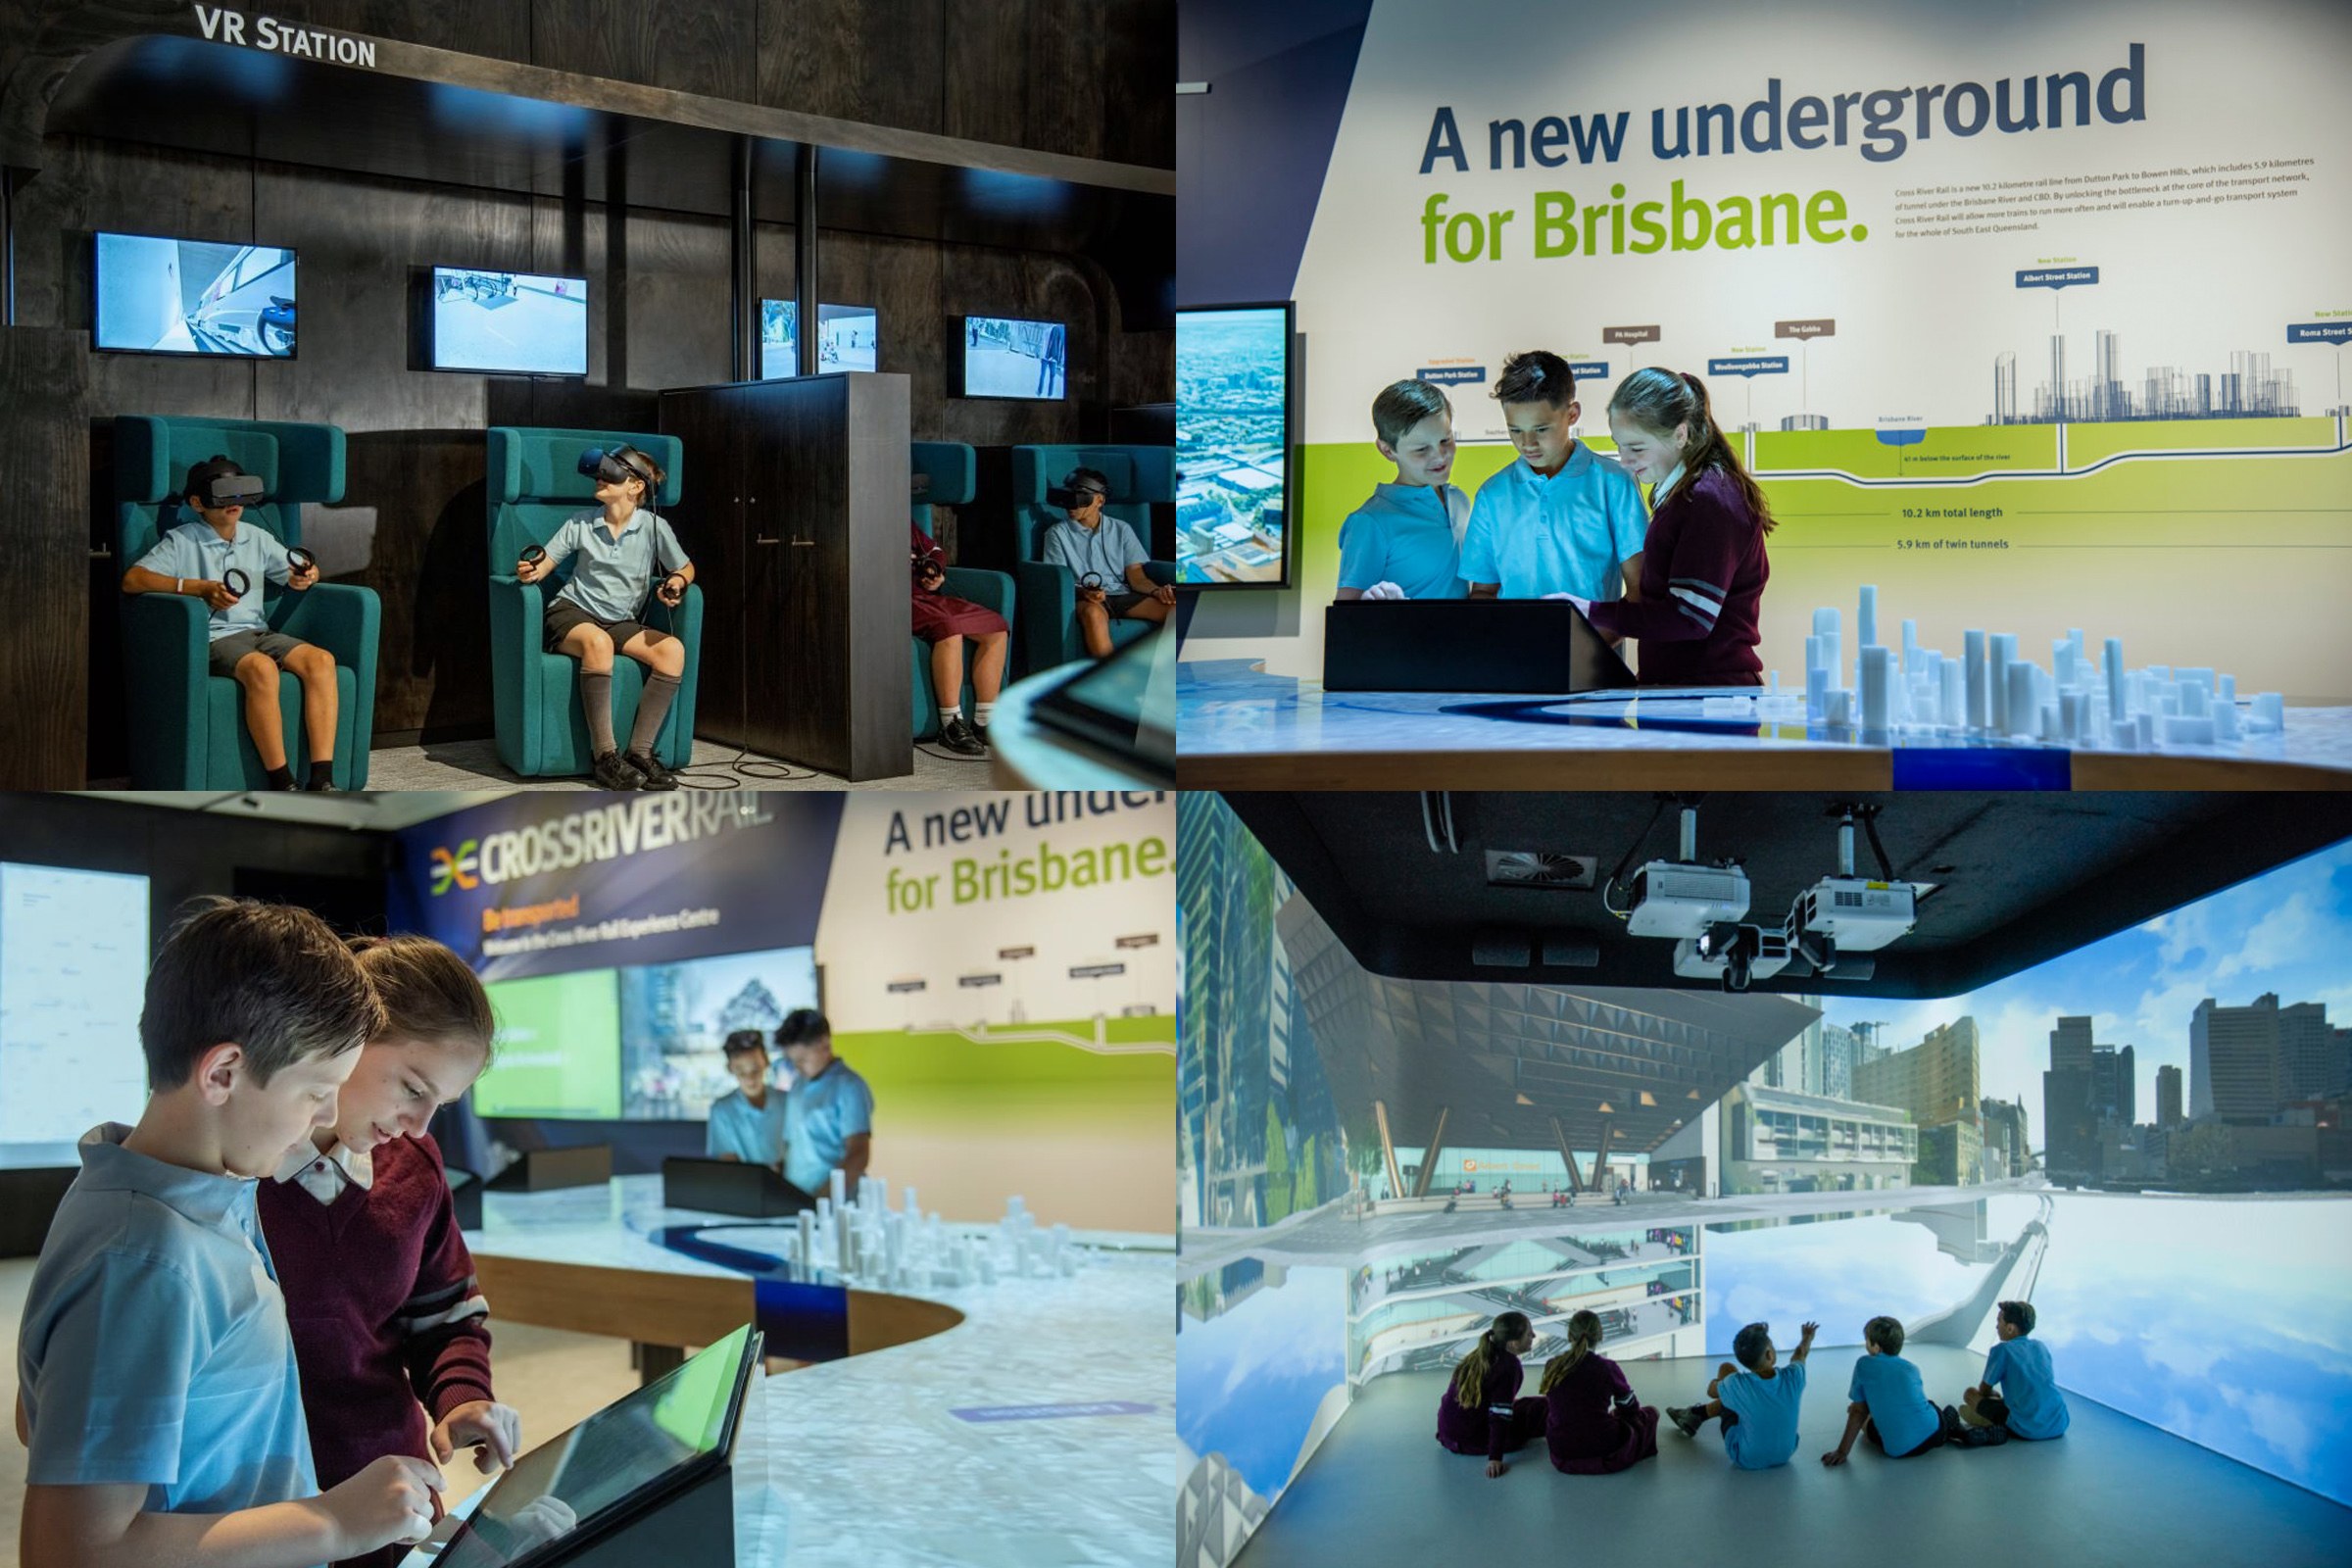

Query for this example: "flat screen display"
[435,1323,758,1568]
[621,946,820,1119]
[0,863,150,1162]
[95,233,297,358]
[430,268,589,375]
[760,301,878,378]
[959,315,1066,400]
[1176,303,1293,586]
[474,970,622,1119]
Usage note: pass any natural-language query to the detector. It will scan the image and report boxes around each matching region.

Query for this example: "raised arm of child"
[1792,1321,1820,1363]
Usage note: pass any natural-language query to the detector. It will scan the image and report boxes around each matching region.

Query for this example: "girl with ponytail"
[1570,368,1774,686]
[1538,1308,1661,1474]
[1435,1311,1547,1477]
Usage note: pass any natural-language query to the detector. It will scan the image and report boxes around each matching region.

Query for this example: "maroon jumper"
[1541,1351,1662,1475]
[1582,466,1769,687]
[1434,1349,1548,1462]
[911,522,1010,643]
[257,1132,494,1566]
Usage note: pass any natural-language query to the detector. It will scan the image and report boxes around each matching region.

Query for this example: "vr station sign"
[193,6,382,69]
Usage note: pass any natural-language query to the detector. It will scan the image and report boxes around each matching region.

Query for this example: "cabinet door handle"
[790,537,815,548]
[754,534,781,546]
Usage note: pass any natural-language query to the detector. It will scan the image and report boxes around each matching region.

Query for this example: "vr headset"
[579,444,659,494]
[192,471,268,511]
[1046,469,1110,511]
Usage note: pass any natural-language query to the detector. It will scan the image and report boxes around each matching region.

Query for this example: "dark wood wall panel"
[293,0,532,64]
[1102,0,1175,169]
[757,0,945,133]
[529,0,760,105]
[0,327,90,788]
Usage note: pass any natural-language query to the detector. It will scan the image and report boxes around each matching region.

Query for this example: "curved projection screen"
[0,862,150,1161]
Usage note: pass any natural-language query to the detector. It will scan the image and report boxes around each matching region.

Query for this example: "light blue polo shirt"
[783,1059,874,1197]
[1337,483,1470,600]
[1983,1338,2069,1440]
[1849,1352,1940,1455]
[543,509,690,623]
[1459,443,1648,600]
[18,1124,318,1542]
[134,518,293,641]
[706,1086,790,1169]
[1043,514,1149,591]
[1718,1360,1805,1470]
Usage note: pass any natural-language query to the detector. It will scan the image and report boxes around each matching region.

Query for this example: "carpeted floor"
[1234,1347,2352,1568]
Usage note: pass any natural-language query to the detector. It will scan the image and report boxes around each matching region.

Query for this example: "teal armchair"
[909,441,1015,740]
[114,416,377,789]
[1010,444,1176,673]
[486,427,700,778]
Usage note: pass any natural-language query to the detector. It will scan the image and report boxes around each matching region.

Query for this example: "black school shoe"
[592,750,646,791]
[940,714,987,757]
[623,749,679,790]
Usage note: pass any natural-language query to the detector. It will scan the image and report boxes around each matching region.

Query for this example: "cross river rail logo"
[424,795,775,895]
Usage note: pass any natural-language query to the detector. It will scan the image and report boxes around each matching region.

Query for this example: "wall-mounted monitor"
[94,232,297,358]
[1176,302,1294,587]
[619,945,821,1119]
[760,301,878,379]
[954,315,1066,400]
[475,968,622,1119]
[428,267,589,375]
[0,862,150,1163]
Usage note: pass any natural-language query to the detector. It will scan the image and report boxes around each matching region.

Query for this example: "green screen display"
[475,969,622,1119]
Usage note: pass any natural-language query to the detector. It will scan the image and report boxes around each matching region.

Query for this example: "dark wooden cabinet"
[661,371,912,781]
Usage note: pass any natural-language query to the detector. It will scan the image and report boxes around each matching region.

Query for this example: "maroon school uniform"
[911,522,1009,643]
[1541,1351,1661,1475]
[1582,466,1768,687]
[1434,1349,1548,1461]
[258,1133,494,1568]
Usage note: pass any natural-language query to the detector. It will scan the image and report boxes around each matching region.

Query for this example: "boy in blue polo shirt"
[514,442,697,793]
[1822,1314,1958,1465]
[775,1009,874,1199]
[1667,1319,1816,1469]
[17,897,442,1568]
[122,456,339,792]
[1459,351,1648,608]
[1336,379,1469,602]
[1963,1299,2069,1440]
[707,1030,789,1170]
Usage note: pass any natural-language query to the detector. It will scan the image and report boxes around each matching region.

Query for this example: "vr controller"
[519,544,548,566]
[658,569,688,603]
[221,567,252,599]
[284,546,316,576]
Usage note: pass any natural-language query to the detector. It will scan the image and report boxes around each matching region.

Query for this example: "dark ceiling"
[1222,791,2352,1000]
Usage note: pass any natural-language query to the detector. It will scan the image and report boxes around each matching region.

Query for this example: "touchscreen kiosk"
[662,1155,816,1219]
[426,1322,761,1568]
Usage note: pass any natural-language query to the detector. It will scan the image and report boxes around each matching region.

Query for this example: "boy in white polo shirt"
[16,898,441,1568]
[1459,352,1648,611]
[122,456,339,791]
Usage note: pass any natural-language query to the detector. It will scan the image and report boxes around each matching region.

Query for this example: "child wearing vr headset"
[1040,466,1173,658]
[122,455,337,791]
[514,443,696,791]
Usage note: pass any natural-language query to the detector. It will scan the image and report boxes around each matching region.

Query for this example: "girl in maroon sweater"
[258,936,517,1568]
[1575,368,1773,687]
[1435,1311,1548,1477]
[1539,1309,1661,1475]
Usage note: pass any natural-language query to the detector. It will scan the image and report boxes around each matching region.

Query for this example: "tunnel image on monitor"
[430,268,589,375]
[95,233,297,358]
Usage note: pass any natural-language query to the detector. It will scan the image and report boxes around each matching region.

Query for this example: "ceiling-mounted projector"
[1627,861,1750,939]
[1788,877,1916,952]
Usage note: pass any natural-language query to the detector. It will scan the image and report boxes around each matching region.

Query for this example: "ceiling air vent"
[1485,851,1597,891]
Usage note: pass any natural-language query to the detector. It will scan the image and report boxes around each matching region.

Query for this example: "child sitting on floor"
[1667,1319,1815,1469]
[1435,1311,1548,1478]
[1823,1315,1961,1466]
[1962,1299,2068,1441]
[1539,1309,1660,1474]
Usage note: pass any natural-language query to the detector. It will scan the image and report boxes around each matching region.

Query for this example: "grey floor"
[361,735,993,791]
[1236,1347,2352,1568]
